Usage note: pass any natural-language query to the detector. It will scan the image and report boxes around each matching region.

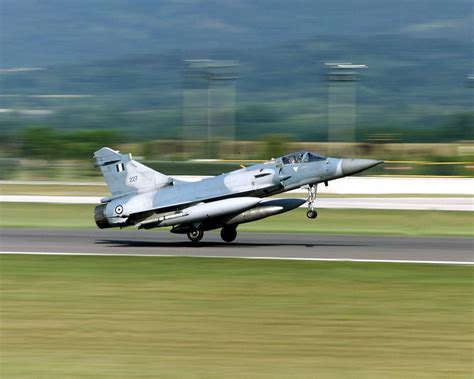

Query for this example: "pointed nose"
[341,159,383,176]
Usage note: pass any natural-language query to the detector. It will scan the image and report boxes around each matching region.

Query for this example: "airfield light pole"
[467,73,474,87]
[325,62,367,156]
[183,59,239,158]
[183,60,212,158]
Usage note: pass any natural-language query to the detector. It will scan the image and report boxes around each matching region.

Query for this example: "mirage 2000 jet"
[94,148,382,242]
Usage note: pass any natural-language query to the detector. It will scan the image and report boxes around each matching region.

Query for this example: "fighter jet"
[94,148,382,242]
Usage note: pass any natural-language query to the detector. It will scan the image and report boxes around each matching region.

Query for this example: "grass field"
[0,202,472,236]
[1,255,472,378]
[2,183,473,197]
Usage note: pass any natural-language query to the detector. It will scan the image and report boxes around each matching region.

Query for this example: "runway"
[1,229,472,265]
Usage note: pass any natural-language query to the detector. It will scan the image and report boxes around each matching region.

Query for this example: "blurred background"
[0,0,472,180]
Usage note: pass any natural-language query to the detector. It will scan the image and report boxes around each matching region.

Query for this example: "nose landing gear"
[307,209,318,219]
[306,184,318,219]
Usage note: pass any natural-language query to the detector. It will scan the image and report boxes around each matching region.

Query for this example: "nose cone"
[341,159,383,176]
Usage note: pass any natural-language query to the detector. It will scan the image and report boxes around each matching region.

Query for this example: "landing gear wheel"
[187,229,204,243]
[306,210,318,219]
[306,184,318,220]
[220,227,237,243]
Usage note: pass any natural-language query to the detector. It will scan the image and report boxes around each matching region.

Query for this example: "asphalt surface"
[1,229,472,264]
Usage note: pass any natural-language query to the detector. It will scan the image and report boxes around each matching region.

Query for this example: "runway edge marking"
[0,251,473,265]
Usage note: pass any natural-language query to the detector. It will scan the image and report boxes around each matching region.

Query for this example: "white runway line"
[1,180,106,186]
[2,176,474,194]
[1,251,472,265]
[0,195,102,204]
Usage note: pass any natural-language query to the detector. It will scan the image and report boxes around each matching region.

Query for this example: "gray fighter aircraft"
[94,148,382,242]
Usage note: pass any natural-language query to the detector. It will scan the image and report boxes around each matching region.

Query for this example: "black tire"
[306,210,318,219]
[220,227,237,243]
[187,229,204,243]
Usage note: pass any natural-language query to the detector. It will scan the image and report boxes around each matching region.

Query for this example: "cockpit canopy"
[281,151,326,165]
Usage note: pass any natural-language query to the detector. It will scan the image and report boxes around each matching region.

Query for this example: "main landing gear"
[186,227,238,243]
[306,184,318,219]
[187,228,204,243]
[220,226,237,243]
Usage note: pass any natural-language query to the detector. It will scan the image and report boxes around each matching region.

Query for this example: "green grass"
[1,255,472,378]
[0,203,95,229]
[2,183,473,197]
[240,208,474,237]
[0,202,472,236]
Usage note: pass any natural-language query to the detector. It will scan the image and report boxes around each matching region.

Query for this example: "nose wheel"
[187,228,204,243]
[306,184,318,219]
[306,209,318,219]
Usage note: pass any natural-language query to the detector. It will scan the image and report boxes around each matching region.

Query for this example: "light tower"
[467,73,474,87]
[183,59,239,158]
[325,62,367,155]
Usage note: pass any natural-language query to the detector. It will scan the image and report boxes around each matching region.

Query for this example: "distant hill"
[1,0,472,66]
[0,34,472,143]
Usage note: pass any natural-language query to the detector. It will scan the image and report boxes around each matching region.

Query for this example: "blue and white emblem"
[116,163,125,172]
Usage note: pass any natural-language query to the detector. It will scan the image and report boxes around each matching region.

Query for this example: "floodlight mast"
[324,62,367,155]
[467,73,474,87]
[183,59,239,158]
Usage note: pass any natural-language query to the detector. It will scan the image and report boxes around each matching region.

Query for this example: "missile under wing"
[93,148,382,242]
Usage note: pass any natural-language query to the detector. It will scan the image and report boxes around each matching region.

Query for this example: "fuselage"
[101,153,344,221]
[93,149,382,241]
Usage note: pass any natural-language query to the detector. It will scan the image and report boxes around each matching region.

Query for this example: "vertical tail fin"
[94,147,172,197]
